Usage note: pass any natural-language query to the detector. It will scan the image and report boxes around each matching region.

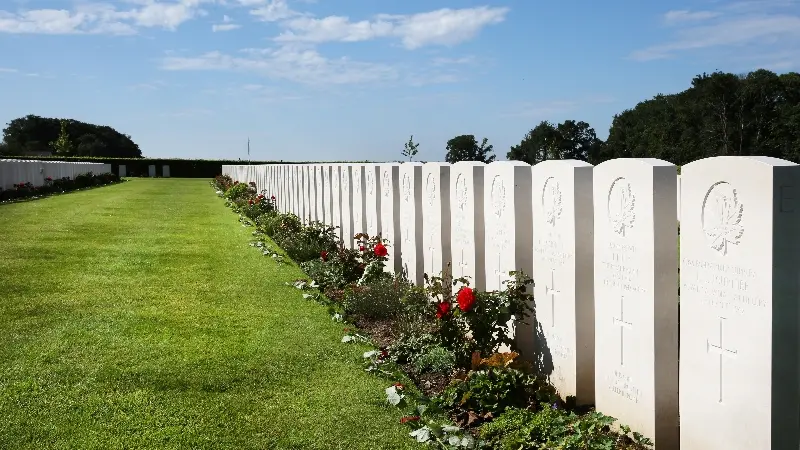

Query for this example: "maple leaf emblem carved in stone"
[543,177,563,227]
[702,182,744,255]
[402,174,411,203]
[608,178,636,237]
[425,173,437,207]
[491,176,506,219]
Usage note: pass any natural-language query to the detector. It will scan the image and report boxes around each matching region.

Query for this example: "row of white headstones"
[223,156,800,450]
[0,159,112,189]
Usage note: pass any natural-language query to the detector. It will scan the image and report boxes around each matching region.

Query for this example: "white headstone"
[593,158,679,448]
[162,165,170,178]
[330,165,343,242]
[422,163,451,279]
[315,165,325,224]
[399,162,424,284]
[363,164,382,239]
[676,174,681,222]
[119,165,126,178]
[351,164,366,237]
[531,160,595,405]
[321,165,332,226]
[148,165,156,177]
[292,165,300,217]
[283,166,290,213]
[679,156,800,450]
[379,164,402,274]
[450,162,486,291]
[483,161,533,292]
[340,165,355,248]
[305,165,316,223]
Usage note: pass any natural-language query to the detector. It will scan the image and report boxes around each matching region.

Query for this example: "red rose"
[457,287,476,312]
[271,195,276,201]
[400,416,419,424]
[436,301,451,319]
[359,246,365,251]
[248,200,254,205]
[374,242,388,257]
[320,250,328,261]
[393,382,404,390]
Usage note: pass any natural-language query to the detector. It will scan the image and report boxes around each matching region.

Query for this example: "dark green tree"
[2,114,142,157]
[76,134,107,156]
[444,134,496,163]
[507,120,602,164]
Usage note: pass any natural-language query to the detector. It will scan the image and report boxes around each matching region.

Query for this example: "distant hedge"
[0,156,372,178]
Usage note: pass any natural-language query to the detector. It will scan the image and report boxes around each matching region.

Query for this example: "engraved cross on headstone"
[707,316,737,403]
[545,269,561,328]
[428,241,436,277]
[493,254,504,291]
[612,295,633,366]
[456,248,469,280]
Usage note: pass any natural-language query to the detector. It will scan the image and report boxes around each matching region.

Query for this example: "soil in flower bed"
[350,316,398,350]
[408,368,458,397]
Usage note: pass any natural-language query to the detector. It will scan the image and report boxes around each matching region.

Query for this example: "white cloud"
[160,43,466,86]
[631,2,800,62]
[248,0,298,22]
[161,46,402,85]
[212,23,240,31]
[663,9,721,25]
[274,6,509,49]
[212,13,240,31]
[0,0,210,35]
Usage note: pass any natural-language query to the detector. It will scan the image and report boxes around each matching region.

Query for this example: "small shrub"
[213,174,234,191]
[341,277,405,320]
[480,407,563,450]
[389,332,441,366]
[224,182,254,202]
[273,221,339,263]
[413,346,456,374]
[480,407,654,450]
[259,212,303,237]
[434,367,539,417]
[240,194,276,220]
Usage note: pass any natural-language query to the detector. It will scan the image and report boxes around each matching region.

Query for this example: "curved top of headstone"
[533,159,593,170]
[487,160,531,167]
[683,155,797,171]
[452,161,486,167]
[595,158,674,170]
[400,162,425,167]
[423,162,451,167]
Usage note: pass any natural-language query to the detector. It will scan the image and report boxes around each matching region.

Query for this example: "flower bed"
[0,172,122,203]
[212,175,654,450]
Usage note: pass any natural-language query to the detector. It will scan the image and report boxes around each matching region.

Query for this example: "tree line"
[0,114,142,158]
[429,69,800,166]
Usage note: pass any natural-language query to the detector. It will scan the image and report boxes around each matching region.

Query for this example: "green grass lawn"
[0,178,417,450]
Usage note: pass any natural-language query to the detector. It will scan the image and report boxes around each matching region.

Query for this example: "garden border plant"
[212,174,655,450]
[0,172,123,203]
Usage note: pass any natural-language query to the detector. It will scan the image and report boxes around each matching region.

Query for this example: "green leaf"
[409,427,431,443]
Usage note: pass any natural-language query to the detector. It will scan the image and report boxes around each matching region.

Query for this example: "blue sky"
[1,0,798,162]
